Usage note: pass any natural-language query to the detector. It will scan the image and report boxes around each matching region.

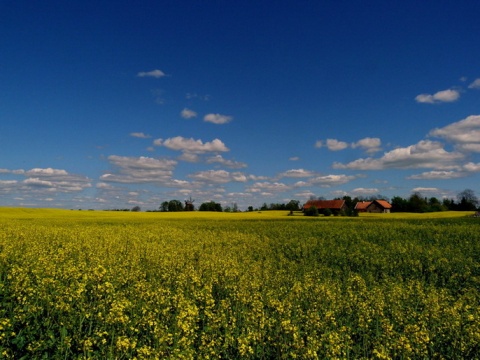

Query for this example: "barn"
[303,199,347,215]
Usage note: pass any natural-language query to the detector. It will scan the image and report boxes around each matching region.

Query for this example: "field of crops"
[0,208,479,359]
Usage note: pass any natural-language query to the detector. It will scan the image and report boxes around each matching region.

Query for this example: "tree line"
[150,188,478,214]
[390,189,478,213]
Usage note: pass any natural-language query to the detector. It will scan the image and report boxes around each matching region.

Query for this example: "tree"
[427,197,445,212]
[247,206,254,212]
[457,189,478,211]
[168,200,184,212]
[232,202,239,212]
[408,193,428,213]
[131,206,141,212]
[160,201,169,212]
[285,200,300,211]
[199,201,222,212]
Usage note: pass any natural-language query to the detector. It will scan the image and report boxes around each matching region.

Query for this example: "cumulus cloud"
[309,174,356,187]
[154,136,229,153]
[189,170,247,184]
[22,168,92,192]
[351,188,380,195]
[278,169,316,178]
[247,181,290,193]
[352,137,382,153]
[101,155,177,184]
[204,113,233,124]
[315,139,349,151]
[315,137,381,153]
[429,115,480,152]
[130,132,151,139]
[137,69,166,78]
[333,140,464,170]
[407,171,466,180]
[0,180,17,186]
[179,152,200,163]
[0,168,25,175]
[415,89,460,104]
[468,79,480,89]
[463,162,480,172]
[206,155,247,169]
[412,187,441,193]
[181,108,197,119]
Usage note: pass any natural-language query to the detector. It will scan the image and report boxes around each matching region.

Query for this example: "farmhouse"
[303,199,347,215]
[354,200,392,213]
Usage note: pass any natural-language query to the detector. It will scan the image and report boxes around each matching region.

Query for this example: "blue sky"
[1,0,480,210]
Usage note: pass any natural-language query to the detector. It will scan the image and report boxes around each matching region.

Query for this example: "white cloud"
[333,140,464,170]
[206,155,247,169]
[179,152,200,163]
[326,139,349,151]
[315,139,349,151]
[351,188,379,195]
[181,108,198,119]
[278,169,316,178]
[155,136,229,153]
[429,115,480,152]
[415,89,460,104]
[412,187,441,193]
[352,137,382,153]
[96,182,116,190]
[468,78,480,89]
[189,170,247,184]
[101,155,177,184]
[130,132,151,139]
[247,182,290,193]
[204,113,233,124]
[0,180,18,186]
[463,162,480,172]
[309,174,356,187]
[407,171,466,180]
[316,137,380,153]
[289,156,300,161]
[26,168,68,176]
[18,168,92,193]
[137,69,166,78]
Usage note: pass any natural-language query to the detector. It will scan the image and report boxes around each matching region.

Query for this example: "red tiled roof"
[303,200,345,210]
[373,200,392,209]
[354,201,371,210]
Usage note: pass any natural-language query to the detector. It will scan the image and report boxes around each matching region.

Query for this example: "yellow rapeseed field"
[0,208,479,359]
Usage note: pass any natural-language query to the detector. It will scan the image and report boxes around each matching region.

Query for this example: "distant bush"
[322,208,332,217]
[304,206,319,217]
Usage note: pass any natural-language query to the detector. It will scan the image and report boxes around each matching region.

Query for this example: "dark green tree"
[285,200,300,211]
[160,201,169,212]
[408,193,428,213]
[168,200,184,212]
[457,189,478,211]
[199,201,223,212]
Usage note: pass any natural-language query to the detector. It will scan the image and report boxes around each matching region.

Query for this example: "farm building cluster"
[302,199,392,215]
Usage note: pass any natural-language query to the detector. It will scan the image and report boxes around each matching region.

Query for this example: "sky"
[1,0,480,210]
